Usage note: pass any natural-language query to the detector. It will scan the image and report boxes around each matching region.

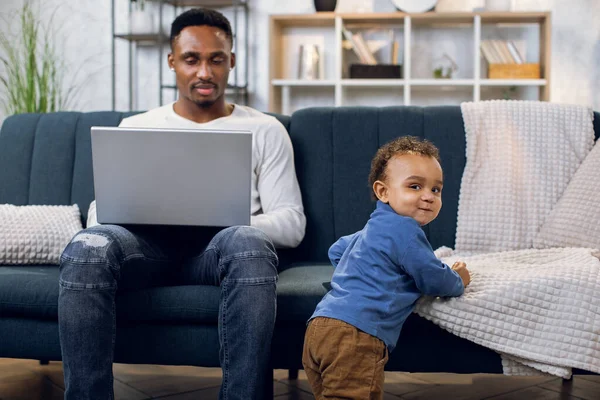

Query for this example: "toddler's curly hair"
[368,136,441,199]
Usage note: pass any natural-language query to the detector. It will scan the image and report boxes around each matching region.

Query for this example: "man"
[58,8,305,400]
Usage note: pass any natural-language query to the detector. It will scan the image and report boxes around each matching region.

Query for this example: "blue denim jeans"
[58,224,278,400]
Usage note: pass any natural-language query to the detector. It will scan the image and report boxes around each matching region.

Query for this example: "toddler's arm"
[401,231,465,297]
[328,233,358,268]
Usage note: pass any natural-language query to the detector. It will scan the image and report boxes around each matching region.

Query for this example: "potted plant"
[0,1,77,115]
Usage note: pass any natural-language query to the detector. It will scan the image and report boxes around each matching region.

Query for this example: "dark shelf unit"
[111,0,249,111]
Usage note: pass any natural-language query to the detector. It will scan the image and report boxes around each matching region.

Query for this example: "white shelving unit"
[269,12,551,114]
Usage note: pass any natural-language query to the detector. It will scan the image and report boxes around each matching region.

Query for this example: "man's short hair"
[368,136,441,197]
[170,8,233,49]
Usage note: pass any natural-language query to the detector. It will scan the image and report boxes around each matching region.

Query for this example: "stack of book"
[343,27,377,65]
[480,39,540,79]
[342,26,402,79]
[480,40,523,64]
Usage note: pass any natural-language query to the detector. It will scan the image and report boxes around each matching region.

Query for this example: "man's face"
[374,154,443,226]
[168,25,235,108]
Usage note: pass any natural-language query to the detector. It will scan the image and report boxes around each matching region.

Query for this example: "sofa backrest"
[1,107,598,264]
[286,106,468,263]
[0,112,136,223]
[286,107,600,264]
[0,111,291,228]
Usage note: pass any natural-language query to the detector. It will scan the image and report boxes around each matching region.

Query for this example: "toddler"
[302,136,471,399]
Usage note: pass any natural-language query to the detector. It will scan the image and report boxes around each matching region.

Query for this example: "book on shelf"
[391,41,400,65]
[353,32,378,65]
[492,40,512,63]
[480,41,500,64]
[342,26,377,65]
[480,40,525,64]
[342,27,359,59]
[506,41,524,64]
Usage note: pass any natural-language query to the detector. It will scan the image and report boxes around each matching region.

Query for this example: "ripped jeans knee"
[59,225,130,290]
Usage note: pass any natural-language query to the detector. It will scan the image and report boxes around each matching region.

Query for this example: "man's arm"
[400,229,464,297]
[328,233,358,268]
[252,119,306,248]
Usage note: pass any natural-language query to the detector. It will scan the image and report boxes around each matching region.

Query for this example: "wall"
[0,0,598,126]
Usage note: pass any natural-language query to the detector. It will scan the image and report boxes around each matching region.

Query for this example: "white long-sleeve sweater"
[88,103,306,248]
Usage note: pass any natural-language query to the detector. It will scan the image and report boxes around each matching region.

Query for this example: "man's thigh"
[175,225,277,287]
[73,224,184,291]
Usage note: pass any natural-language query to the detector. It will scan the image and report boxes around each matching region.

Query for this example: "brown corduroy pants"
[302,317,389,400]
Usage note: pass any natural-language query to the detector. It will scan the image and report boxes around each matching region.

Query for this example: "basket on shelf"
[488,63,540,79]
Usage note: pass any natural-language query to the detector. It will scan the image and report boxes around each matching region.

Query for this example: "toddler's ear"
[373,180,388,203]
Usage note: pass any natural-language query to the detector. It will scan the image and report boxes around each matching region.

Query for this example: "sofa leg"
[264,367,274,399]
[39,360,49,365]
[562,376,574,384]
[288,368,299,380]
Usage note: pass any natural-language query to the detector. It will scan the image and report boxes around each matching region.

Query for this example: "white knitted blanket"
[455,100,594,255]
[415,101,598,378]
[416,247,600,379]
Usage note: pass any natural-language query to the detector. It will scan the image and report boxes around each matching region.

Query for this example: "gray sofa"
[1,106,597,390]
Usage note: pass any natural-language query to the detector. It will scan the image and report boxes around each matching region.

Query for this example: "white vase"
[485,0,512,11]
[130,9,156,34]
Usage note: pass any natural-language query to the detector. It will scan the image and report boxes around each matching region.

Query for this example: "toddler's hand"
[452,261,471,288]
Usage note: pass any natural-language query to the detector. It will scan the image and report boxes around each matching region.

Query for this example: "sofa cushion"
[276,263,333,322]
[117,263,334,323]
[0,265,222,322]
[0,266,61,319]
[0,263,333,323]
[0,265,58,319]
[0,204,83,265]
[117,285,220,323]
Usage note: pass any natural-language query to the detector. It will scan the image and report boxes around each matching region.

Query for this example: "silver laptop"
[91,126,252,227]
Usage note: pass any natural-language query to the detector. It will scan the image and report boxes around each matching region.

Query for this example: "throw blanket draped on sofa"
[456,100,594,254]
[415,101,600,378]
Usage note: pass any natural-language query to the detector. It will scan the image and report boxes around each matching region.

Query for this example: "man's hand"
[451,261,471,288]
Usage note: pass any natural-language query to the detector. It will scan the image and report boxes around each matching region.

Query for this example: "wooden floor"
[1,358,599,399]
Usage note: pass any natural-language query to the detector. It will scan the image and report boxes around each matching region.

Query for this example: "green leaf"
[0,0,78,115]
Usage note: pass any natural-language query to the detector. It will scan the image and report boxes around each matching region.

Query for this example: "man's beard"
[192,98,216,108]
[189,85,218,109]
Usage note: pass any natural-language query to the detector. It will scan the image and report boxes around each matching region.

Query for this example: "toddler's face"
[374,154,443,226]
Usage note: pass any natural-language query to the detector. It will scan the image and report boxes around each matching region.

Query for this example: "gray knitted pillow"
[534,142,600,250]
[0,204,83,265]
